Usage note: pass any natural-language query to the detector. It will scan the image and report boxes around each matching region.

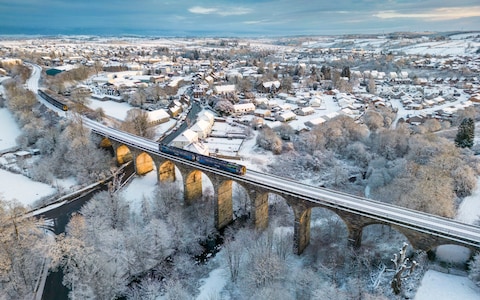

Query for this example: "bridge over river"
[81,117,480,255]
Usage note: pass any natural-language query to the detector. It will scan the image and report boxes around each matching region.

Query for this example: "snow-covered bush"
[468,252,480,286]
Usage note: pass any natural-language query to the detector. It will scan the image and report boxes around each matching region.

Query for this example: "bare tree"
[389,243,418,295]
[0,200,51,299]
[121,108,155,138]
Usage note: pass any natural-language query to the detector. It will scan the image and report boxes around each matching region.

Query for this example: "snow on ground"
[0,169,56,207]
[457,178,480,224]
[415,177,480,299]
[414,270,480,300]
[0,107,57,207]
[120,171,158,213]
[87,98,133,121]
[195,268,228,300]
[0,107,22,151]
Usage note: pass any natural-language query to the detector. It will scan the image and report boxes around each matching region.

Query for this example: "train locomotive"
[38,89,69,111]
[159,144,246,175]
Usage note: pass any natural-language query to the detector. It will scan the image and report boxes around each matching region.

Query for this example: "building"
[214,84,236,95]
[296,106,315,116]
[276,111,297,122]
[233,103,255,115]
[254,109,272,118]
[147,109,170,125]
[191,119,212,139]
[305,117,326,128]
[171,129,198,148]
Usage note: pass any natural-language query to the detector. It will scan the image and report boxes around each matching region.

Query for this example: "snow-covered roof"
[147,109,169,121]
[176,129,198,143]
[214,84,236,93]
[191,119,211,132]
[262,80,281,89]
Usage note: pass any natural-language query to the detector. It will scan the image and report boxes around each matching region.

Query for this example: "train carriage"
[38,89,69,111]
[159,143,246,175]
[196,154,246,175]
[159,144,196,161]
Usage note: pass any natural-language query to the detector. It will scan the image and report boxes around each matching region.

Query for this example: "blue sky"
[1,0,479,36]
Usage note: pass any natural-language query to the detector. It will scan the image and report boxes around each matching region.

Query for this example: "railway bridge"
[86,118,480,256]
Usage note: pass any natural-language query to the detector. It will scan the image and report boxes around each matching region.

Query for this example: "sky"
[0,0,479,36]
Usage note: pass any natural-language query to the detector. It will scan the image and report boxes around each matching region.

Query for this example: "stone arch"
[136,152,154,175]
[183,169,216,207]
[231,181,251,222]
[98,137,114,156]
[116,145,133,165]
[434,244,473,266]
[158,160,176,182]
[361,223,415,253]
[309,206,349,248]
[268,193,295,227]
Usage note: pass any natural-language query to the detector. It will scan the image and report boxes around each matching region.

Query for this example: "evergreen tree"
[341,66,351,79]
[455,117,475,148]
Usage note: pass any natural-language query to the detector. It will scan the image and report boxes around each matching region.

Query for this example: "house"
[296,106,315,116]
[171,129,199,148]
[168,105,182,118]
[276,111,297,122]
[258,80,281,93]
[191,119,212,139]
[469,94,480,104]
[185,142,209,155]
[406,115,426,125]
[198,111,215,126]
[147,109,170,125]
[407,103,423,110]
[305,117,326,128]
[310,97,322,107]
[254,97,269,107]
[214,84,236,95]
[233,103,255,115]
[254,109,272,118]
[264,121,283,129]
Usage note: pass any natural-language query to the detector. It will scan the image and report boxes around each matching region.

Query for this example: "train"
[38,89,69,111]
[159,144,246,175]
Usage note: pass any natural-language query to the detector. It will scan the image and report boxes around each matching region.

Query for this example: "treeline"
[52,182,219,299]
[1,79,112,187]
[45,65,97,94]
[259,106,480,218]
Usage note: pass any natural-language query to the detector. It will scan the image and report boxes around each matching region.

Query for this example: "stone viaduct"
[99,136,479,255]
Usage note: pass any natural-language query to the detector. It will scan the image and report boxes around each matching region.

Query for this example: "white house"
[214,84,236,95]
[305,117,326,128]
[310,96,322,107]
[185,142,209,155]
[198,111,215,126]
[233,103,255,114]
[296,106,315,116]
[277,111,297,122]
[191,119,212,139]
[171,129,198,148]
[147,109,170,125]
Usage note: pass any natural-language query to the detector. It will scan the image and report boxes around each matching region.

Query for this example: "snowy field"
[415,270,480,300]
[0,107,22,151]
[0,168,56,206]
[0,108,57,207]
[88,98,132,121]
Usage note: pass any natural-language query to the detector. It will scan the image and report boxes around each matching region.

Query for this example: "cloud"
[374,6,480,21]
[188,6,251,16]
[188,6,218,15]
